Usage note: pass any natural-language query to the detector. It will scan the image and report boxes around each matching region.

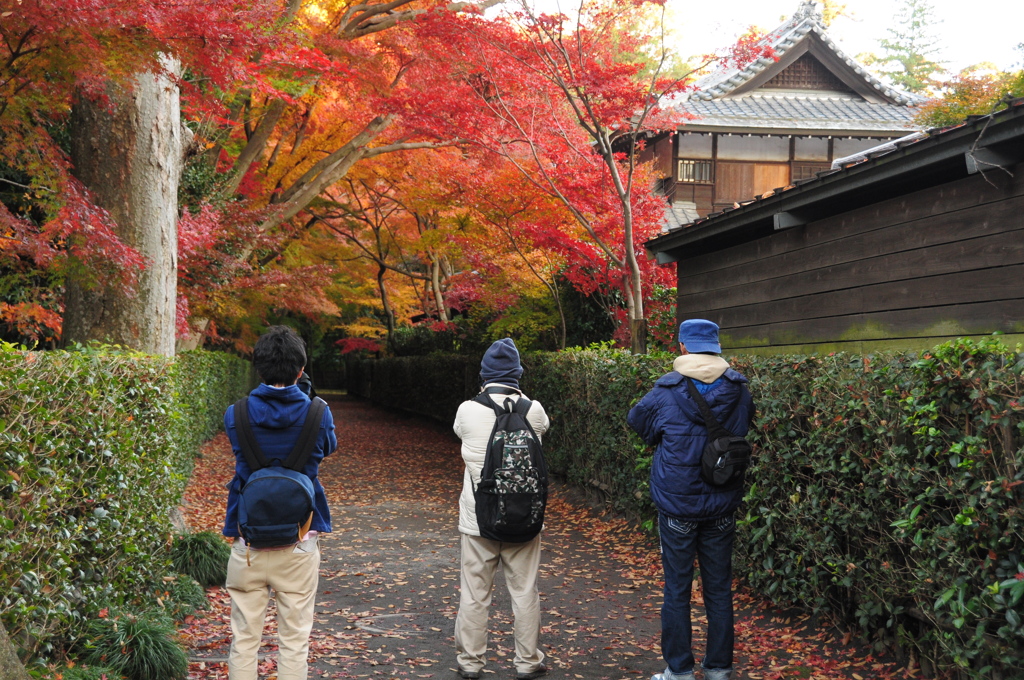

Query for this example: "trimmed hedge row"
[0,344,250,663]
[347,338,1024,677]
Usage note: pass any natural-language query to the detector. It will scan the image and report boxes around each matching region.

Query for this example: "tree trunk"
[552,279,566,350]
[176,318,207,352]
[63,58,182,356]
[377,264,396,335]
[430,256,448,322]
[630,317,648,354]
[0,622,30,680]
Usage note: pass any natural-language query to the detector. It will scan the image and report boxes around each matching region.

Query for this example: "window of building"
[793,136,829,161]
[677,159,714,183]
[792,162,831,180]
[717,135,790,161]
[834,137,883,158]
[676,133,713,158]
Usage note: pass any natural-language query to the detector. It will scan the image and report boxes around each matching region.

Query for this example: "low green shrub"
[0,344,249,663]
[80,612,187,680]
[161,574,207,621]
[347,337,1024,676]
[51,664,122,680]
[170,531,230,588]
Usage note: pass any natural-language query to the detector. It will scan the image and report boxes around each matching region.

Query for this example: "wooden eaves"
[645,99,1024,265]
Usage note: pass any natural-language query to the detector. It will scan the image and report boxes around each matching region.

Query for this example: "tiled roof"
[662,202,701,231]
[680,90,920,131]
[830,131,928,167]
[689,1,926,107]
[650,98,1024,240]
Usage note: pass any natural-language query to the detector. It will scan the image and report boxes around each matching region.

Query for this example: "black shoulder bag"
[678,378,752,487]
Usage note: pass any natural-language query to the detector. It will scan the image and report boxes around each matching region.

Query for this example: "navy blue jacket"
[627,368,755,520]
[222,383,337,537]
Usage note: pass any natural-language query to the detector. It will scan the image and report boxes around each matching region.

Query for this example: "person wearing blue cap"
[627,320,755,680]
[452,338,550,680]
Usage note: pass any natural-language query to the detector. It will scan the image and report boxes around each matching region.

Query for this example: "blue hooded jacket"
[627,366,754,520]
[222,383,337,537]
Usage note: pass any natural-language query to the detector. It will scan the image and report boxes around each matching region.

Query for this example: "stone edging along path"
[178,396,907,680]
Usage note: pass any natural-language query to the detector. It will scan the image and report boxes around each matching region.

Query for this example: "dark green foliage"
[178,153,221,213]
[387,317,498,357]
[558,280,616,349]
[163,574,207,621]
[346,353,481,422]
[349,347,670,518]
[170,532,230,588]
[53,664,123,680]
[81,613,187,680]
[732,339,1024,676]
[0,345,249,661]
[348,338,1024,675]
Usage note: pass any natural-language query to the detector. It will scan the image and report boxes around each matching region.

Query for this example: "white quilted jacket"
[452,385,550,536]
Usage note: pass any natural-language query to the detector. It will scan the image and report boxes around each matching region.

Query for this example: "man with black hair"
[222,325,337,680]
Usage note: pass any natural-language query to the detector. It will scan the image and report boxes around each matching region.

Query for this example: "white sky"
[522,0,1023,74]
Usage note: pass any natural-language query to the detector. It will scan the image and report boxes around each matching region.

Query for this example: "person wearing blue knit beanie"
[452,338,550,680]
[478,337,524,388]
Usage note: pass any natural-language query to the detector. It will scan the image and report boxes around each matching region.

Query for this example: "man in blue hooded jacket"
[222,326,337,680]
[627,320,754,680]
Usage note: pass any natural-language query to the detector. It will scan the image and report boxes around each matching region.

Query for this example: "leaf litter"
[179,397,909,680]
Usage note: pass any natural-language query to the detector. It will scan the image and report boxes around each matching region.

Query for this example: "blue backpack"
[233,397,327,549]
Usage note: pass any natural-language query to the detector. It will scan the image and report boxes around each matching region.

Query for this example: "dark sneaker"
[516,665,548,680]
[458,669,481,680]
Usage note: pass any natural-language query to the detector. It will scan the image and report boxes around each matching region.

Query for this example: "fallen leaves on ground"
[179,397,911,680]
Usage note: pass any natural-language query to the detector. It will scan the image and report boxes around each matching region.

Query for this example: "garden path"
[180,396,908,680]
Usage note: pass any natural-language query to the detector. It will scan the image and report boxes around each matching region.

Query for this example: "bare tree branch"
[341,0,505,39]
[220,98,288,198]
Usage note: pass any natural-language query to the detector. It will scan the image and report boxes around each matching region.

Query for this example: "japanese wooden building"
[642,0,924,225]
[644,99,1024,354]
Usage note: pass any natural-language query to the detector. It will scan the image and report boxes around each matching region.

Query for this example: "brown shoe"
[458,669,481,680]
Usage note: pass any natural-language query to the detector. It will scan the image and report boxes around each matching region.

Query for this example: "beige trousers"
[455,533,545,674]
[226,537,320,680]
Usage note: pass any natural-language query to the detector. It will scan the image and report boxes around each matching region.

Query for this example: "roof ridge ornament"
[793,0,823,23]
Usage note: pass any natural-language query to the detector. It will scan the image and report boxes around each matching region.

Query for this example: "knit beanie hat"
[479,337,523,388]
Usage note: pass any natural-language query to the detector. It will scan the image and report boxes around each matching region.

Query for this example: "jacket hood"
[672,354,731,384]
[247,383,311,429]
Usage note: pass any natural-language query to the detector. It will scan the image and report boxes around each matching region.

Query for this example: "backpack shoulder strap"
[473,391,507,416]
[234,398,269,471]
[283,397,327,472]
[513,396,532,415]
[682,377,733,440]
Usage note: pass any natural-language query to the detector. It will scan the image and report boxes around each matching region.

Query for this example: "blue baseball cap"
[678,319,721,354]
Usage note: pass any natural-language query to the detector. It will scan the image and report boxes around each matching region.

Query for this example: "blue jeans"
[659,512,735,677]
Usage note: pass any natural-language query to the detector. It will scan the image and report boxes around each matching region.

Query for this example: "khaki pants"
[226,537,320,680]
[455,533,545,674]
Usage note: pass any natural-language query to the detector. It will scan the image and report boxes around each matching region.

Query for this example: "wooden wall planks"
[674,162,1024,350]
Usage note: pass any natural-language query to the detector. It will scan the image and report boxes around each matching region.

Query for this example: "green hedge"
[0,344,250,664]
[347,338,1024,677]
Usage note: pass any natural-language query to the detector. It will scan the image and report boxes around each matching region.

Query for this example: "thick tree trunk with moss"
[63,59,182,356]
[0,622,29,680]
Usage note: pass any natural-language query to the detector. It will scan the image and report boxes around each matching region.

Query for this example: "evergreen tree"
[862,0,945,93]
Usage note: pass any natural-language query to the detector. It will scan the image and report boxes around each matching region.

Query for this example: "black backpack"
[233,397,327,548]
[669,378,752,487]
[472,387,548,543]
